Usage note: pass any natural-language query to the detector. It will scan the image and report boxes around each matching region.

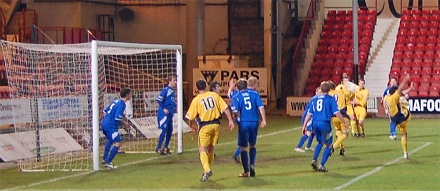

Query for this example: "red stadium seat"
[421,9,430,16]
[420,21,429,28]
[420,75,431,84]
[334,60,344,68]
[408,91,418,97]
[432,76,440,84]
[367,9,376,15]
[402,9,411,15]
[429,92,439,97]
[418,91,429,97]
[411,65,421,73]
[310,69,321,76]
[410,75,420,84]
[419,85,430,92]
[431,9,440,15]
[409,21,419,28]
[411,9,421,15]
[430,84,440,93]
[433,67,440,76]
[411,14,420,21]
[421,67,432,76]
[337,10,346,17]
[401,15,411,22]
[389,69,399,77]
[401,67,411,76]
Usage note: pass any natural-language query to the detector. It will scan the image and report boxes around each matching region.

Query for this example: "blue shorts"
[102,127,121,143]
[238,121,259,147]
[312,121,332,145]
[157,111,173,130]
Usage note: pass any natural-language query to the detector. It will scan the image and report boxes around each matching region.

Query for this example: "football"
[345,81,358,93]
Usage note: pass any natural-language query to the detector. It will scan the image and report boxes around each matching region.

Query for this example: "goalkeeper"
[101,87,132,169]
[156,75,177,155]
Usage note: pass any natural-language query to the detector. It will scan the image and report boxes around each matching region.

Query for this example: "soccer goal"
[0,40,187,171]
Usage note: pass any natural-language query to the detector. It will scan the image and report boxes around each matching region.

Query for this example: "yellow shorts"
[198,124,220,147]
[347,104,355,115]
[332,117,349,132]
[354,106,367,121]
[398,114,411,134]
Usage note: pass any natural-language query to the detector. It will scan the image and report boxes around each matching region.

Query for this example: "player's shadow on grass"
[409,134,438,139]
[190,179,227,189]
[352,148,394,155]
[339,155,361,161]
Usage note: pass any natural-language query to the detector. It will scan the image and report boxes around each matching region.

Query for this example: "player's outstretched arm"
[397,74,410,93]
[401,82,415,95]
[302,113,312,134]
[259,107,267,128]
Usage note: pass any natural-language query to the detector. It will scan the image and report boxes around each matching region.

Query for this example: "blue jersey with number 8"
[307,94,340,122]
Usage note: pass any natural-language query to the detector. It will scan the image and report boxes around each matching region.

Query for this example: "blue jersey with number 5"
[231,89,264,122]
[307,94,339,122]
[102,98,126,130]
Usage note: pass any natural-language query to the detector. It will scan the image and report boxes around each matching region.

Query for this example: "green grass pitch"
[1,116,439,190]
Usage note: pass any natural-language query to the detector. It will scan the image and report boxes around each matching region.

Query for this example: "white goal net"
[0,40,186,171]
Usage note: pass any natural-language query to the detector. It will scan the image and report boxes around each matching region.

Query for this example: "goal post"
[90,41,184,171]
[0,40,185,171]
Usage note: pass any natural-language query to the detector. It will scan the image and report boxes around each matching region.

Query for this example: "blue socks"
[233,147,240,157]
[313,143,323,161]
[157,129,167,149]
[296,135,308,148]
[249,147,256,165]
[103,141,112,161]
[240,151,249,172]
[321,147,332,167]
[164,127,173,148]
[390,121,397,136]
[306,134,315,148]
[106,145,119,164]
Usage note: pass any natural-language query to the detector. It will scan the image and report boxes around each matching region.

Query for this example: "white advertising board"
[0,128,83,162]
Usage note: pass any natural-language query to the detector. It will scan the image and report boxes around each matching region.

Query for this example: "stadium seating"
[389,9,440,97]
[304,9,376,95]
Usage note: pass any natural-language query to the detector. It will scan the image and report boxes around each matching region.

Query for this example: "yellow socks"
[333,131,347,149]
[401,136,407,153]
[200,152,210,173]
[208,153,215,167]
[350,120,358,135]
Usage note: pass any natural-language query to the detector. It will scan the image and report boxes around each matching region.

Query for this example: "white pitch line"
[2,127,300,191]
[334,142,432,190]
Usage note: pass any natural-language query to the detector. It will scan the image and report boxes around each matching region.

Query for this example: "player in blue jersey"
[101,87,133,169]
[382,77,398,140]
[156,75,177,155]
[231,78,267,177]
[302,81,349,172]
[295,87,321,152]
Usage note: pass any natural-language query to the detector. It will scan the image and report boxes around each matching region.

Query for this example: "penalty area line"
[2,127,300,191]
[334,142,432,190]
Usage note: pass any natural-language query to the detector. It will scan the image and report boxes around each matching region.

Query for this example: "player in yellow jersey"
[336,73,358,137]
[383,74,414,159]
[351,79,369,138]
[328,81,350,155]
[186,80,235,182]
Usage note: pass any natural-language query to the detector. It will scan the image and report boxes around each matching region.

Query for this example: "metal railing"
[291,0,315,78]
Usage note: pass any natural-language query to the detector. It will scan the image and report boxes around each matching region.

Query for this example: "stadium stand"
[304,9,377,96]
[390,9,440,97]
